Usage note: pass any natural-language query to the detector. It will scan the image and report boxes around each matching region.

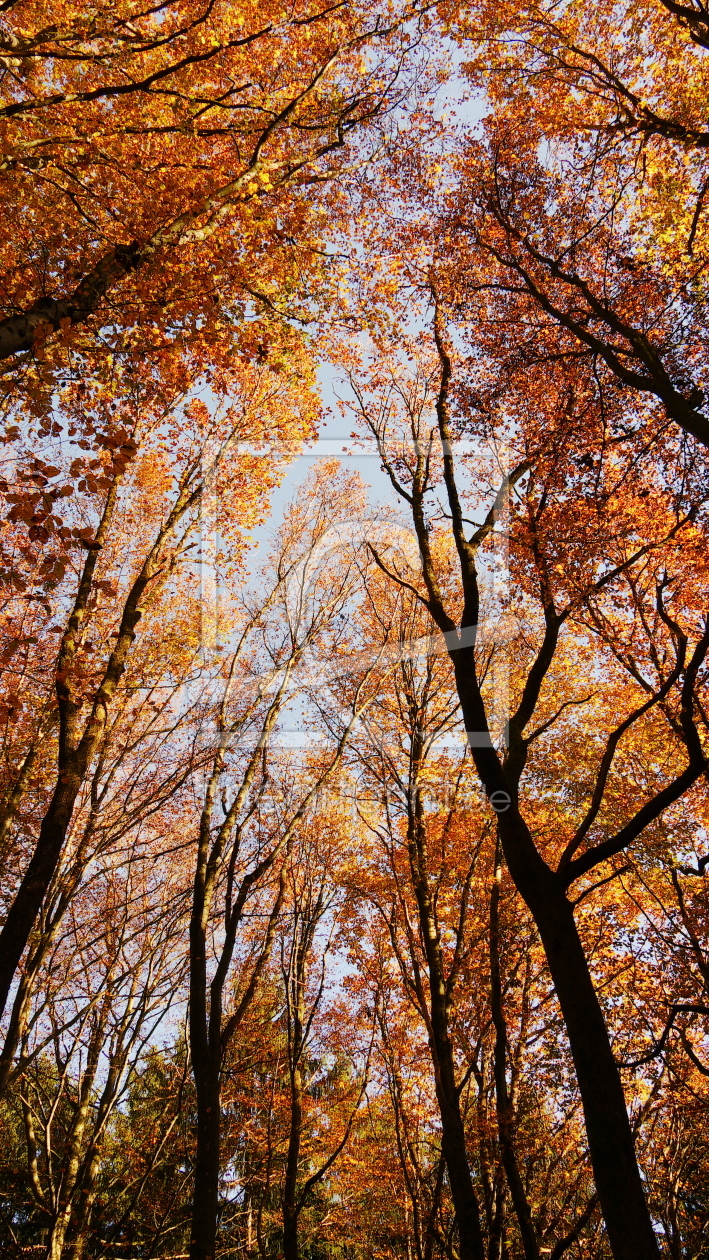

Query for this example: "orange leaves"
[1,4,709,1255]
[0,0,426,419]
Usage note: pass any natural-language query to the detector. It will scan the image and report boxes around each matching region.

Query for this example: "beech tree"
[0,353,314,1028]
[339,306,709,1260]
[0,0,427,375]
[3,2,709,1258]
[186,462,380,1260]
[278,829,372,1260]
[441,0,709,452]
[344,567,604,1257]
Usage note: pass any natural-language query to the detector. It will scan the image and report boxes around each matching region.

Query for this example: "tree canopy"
[1,2,708,1259]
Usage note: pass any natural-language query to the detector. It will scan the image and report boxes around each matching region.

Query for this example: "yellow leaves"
[0,0,424,415]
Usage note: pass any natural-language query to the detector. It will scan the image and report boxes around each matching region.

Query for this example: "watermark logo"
[195,433,515,770]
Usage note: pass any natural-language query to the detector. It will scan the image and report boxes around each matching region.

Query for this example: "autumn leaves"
[1,0,709,1258]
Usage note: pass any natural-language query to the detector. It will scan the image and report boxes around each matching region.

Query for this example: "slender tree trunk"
[0,711,54,861]
[0,469,196,1025]
[435,1074,486,1260]
[488,1171,505,1260]
[48,1215,70,1260]
[0,951,42,1095]
[0,482,121,1024]
[0,814,100,1095]
[282,1003,304,1260]
[189,904,221,1260]
[407,778,485,1260]
[425,1157,446,1260]
[282,1071,302,1260]
[246,1200,254,1254]
[66,1149,101,1260]
[45,1004,106,1260]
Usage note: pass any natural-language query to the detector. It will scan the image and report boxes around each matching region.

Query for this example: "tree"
[347,581,489,1260]
[339,304,709,1258]
[279,829,371,1260]
[2,837,187,1260]
[437,0,709,451]
[344,564,603,1258]
[0,356,312,1028]
[186,463,379,1260]
[0,0,427,379]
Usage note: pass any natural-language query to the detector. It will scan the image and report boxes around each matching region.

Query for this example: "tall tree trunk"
[45,1001,106,1260]
[524,878,658,1260]
[399,299,661,1259]
[66,1148,101,1260]
[0,813,100,1095]
[407,774,485,1260]
[282,1058,302,1260]
[455,639,660,1260]
[0,711,54,863]
[0,779,80,1021]
[189,907,221,1260]
[190,1054,222,1260]
[435,1074,485,1260]
[283,964,305,1260]
[0,467,197,1025]
[489,837,539,1260]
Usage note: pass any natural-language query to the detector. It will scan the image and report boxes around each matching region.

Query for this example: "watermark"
[194,432,515,764]
[254,776,512,822]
